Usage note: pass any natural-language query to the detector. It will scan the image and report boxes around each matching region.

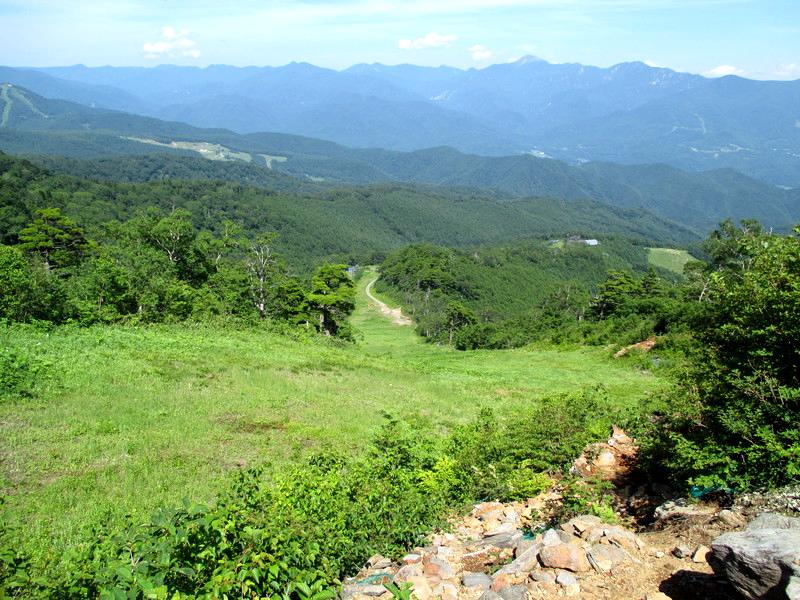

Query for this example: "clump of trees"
[0,207,355,337]
[645,222,800,490]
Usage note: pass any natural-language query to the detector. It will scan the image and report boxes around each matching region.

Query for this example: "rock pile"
[341,506,651,600]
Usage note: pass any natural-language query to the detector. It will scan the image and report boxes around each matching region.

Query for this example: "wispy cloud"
[774,63,800,80]
[398,32,457,50]
[704,64,744,77]
[143,26,201,60]
[469,44,494,61]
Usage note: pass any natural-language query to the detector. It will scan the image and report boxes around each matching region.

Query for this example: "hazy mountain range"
[1,58,799,186]
[2,83,798,233]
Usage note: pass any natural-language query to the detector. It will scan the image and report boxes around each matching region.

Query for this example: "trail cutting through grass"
[365,275,412,326]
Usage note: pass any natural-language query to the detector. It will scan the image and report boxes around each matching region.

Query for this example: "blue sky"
[0,0,798,79]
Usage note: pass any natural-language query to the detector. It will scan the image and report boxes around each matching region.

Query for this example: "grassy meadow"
[1,269,665,567]
[647,247,693,274]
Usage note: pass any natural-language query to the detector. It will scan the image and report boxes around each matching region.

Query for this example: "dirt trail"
[365,278,413,326]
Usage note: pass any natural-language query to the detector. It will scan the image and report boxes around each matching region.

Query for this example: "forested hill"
[3,60,799,185]
[0,152,696,270]
[2,85,799,233]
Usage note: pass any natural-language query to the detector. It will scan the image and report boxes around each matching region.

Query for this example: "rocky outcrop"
[341,505,650,600]
[709,512,800,599]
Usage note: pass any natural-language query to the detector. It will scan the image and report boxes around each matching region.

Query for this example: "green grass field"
[1,269,665,568]
[647,247,693,274]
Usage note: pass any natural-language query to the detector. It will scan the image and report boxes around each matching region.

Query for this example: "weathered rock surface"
[539,543,592,572]
[709,513,800,599]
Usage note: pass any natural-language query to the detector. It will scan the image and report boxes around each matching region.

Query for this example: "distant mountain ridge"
[1,84,799,233]
[2,58,798,185]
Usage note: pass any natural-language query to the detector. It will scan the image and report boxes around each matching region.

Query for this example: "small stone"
[557,530,575,544]
[555,571,577,586]
[485,521,519,536]
[432,582,458,600]
[562,515,602,536]
[393,564,421,583]
[541,529,562,547]
[655,551,665,559]
[672,544,692,559]
[499,584,528,600]
[478,531,523,549]
[361,585,389,596]
[692,544,710,563]
[491,573,515,592]
[587,543,627,572]
[367,554,390,568]
[585,525,640,550]
[716,509,747,529]
[422,555,455,580]
[539,543,591,572]
[402,553,421,565]
[529,571,555,584]
[495,544,541,577]
[479,592,503,600]
[463,572,493,590]
[406,576,432,600]
[514,538,538,557]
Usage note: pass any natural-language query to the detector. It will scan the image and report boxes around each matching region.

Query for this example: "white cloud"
[398,32,457,50]
[775,63,800,80]
[704,64,744,77]
[143,26,201,60]
[469,44,494,61]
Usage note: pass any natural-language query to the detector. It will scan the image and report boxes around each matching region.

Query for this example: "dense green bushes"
[0,206,356,337]
[645,224,800,490]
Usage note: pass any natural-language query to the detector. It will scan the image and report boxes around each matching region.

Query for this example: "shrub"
[644,226,800,490]
[0,344,51,400]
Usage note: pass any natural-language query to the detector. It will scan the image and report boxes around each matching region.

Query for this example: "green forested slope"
[0,153,696,270]
[1,85,798,233]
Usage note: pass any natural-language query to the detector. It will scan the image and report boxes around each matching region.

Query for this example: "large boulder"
[709,512,800,599]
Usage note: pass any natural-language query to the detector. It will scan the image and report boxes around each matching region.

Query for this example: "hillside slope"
[1,60,797,183]
[2,86,798,232]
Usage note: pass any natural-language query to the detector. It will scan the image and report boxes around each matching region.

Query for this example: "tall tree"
[18,208,89,271]
[308,264,355,337]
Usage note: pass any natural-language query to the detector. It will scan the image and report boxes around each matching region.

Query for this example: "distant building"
[584,239,600,246]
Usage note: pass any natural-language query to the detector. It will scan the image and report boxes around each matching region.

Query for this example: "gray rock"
[556,571,578,587]
[747,513,800,531]
[557,529,576,544]
[530,570,556,584]
[672,544,692,559]
[542,529,562,546]
[587,543,627,572]
[463,572,493,590]
[495,544,541,576]
[514,538,538,556]
[478,591,503,600]
[361,585,389,596]
[394,563,421,583]
[716,509,747,528]
[709,525,800,599]
[477,530,524,549]
[499,584,529,600]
